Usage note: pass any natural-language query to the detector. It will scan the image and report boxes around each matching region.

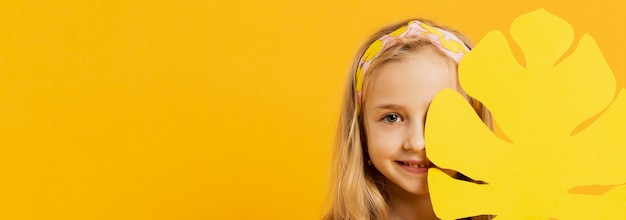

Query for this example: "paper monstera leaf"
[425,9,626,219]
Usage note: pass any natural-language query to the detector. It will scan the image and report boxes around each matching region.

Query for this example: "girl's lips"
[396,160,432,174]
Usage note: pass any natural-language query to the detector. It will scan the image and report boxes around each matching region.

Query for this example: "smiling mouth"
[398,161,432,168]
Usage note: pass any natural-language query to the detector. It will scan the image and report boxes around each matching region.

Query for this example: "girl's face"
[363,47,465,195]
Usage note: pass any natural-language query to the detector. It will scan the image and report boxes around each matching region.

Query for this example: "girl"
[325,19,492,220]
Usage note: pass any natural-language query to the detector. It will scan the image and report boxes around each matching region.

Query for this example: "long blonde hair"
[324,19,492,220]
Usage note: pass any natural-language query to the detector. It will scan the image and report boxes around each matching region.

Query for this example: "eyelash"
[381,113,403,123]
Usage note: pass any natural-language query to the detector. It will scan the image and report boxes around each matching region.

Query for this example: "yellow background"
[0,0,624,219]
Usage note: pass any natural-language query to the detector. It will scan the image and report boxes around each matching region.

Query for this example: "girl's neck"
[386,182,438,220]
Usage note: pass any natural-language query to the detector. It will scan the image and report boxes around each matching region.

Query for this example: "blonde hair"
[324,19,492,220]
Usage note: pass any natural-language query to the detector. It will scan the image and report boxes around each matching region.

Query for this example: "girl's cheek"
[368,129,402,149]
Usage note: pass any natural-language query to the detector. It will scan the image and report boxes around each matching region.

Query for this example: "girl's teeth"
[402,162,428,168]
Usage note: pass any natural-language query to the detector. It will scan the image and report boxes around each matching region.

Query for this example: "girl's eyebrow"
[372,104,405,111]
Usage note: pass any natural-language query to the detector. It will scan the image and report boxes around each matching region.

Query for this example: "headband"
[354,20,470,109]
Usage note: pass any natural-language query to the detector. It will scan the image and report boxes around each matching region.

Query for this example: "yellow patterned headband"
[355,20,470,107]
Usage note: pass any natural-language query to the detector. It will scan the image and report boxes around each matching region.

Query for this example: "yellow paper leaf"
[426,9,626,219]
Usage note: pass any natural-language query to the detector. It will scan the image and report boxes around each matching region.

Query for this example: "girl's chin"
[387,180,430,196]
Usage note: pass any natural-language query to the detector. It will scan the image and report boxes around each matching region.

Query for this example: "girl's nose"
[403,121,425,152]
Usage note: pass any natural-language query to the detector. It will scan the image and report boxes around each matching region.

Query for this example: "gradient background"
[0,0,624,219]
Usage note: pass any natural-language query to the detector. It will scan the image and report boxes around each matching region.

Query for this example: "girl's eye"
[383,114,402,123]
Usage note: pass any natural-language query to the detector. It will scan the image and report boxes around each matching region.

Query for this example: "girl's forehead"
[363,52,459,110]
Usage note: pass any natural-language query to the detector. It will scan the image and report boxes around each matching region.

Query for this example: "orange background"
[0,0,624,219]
